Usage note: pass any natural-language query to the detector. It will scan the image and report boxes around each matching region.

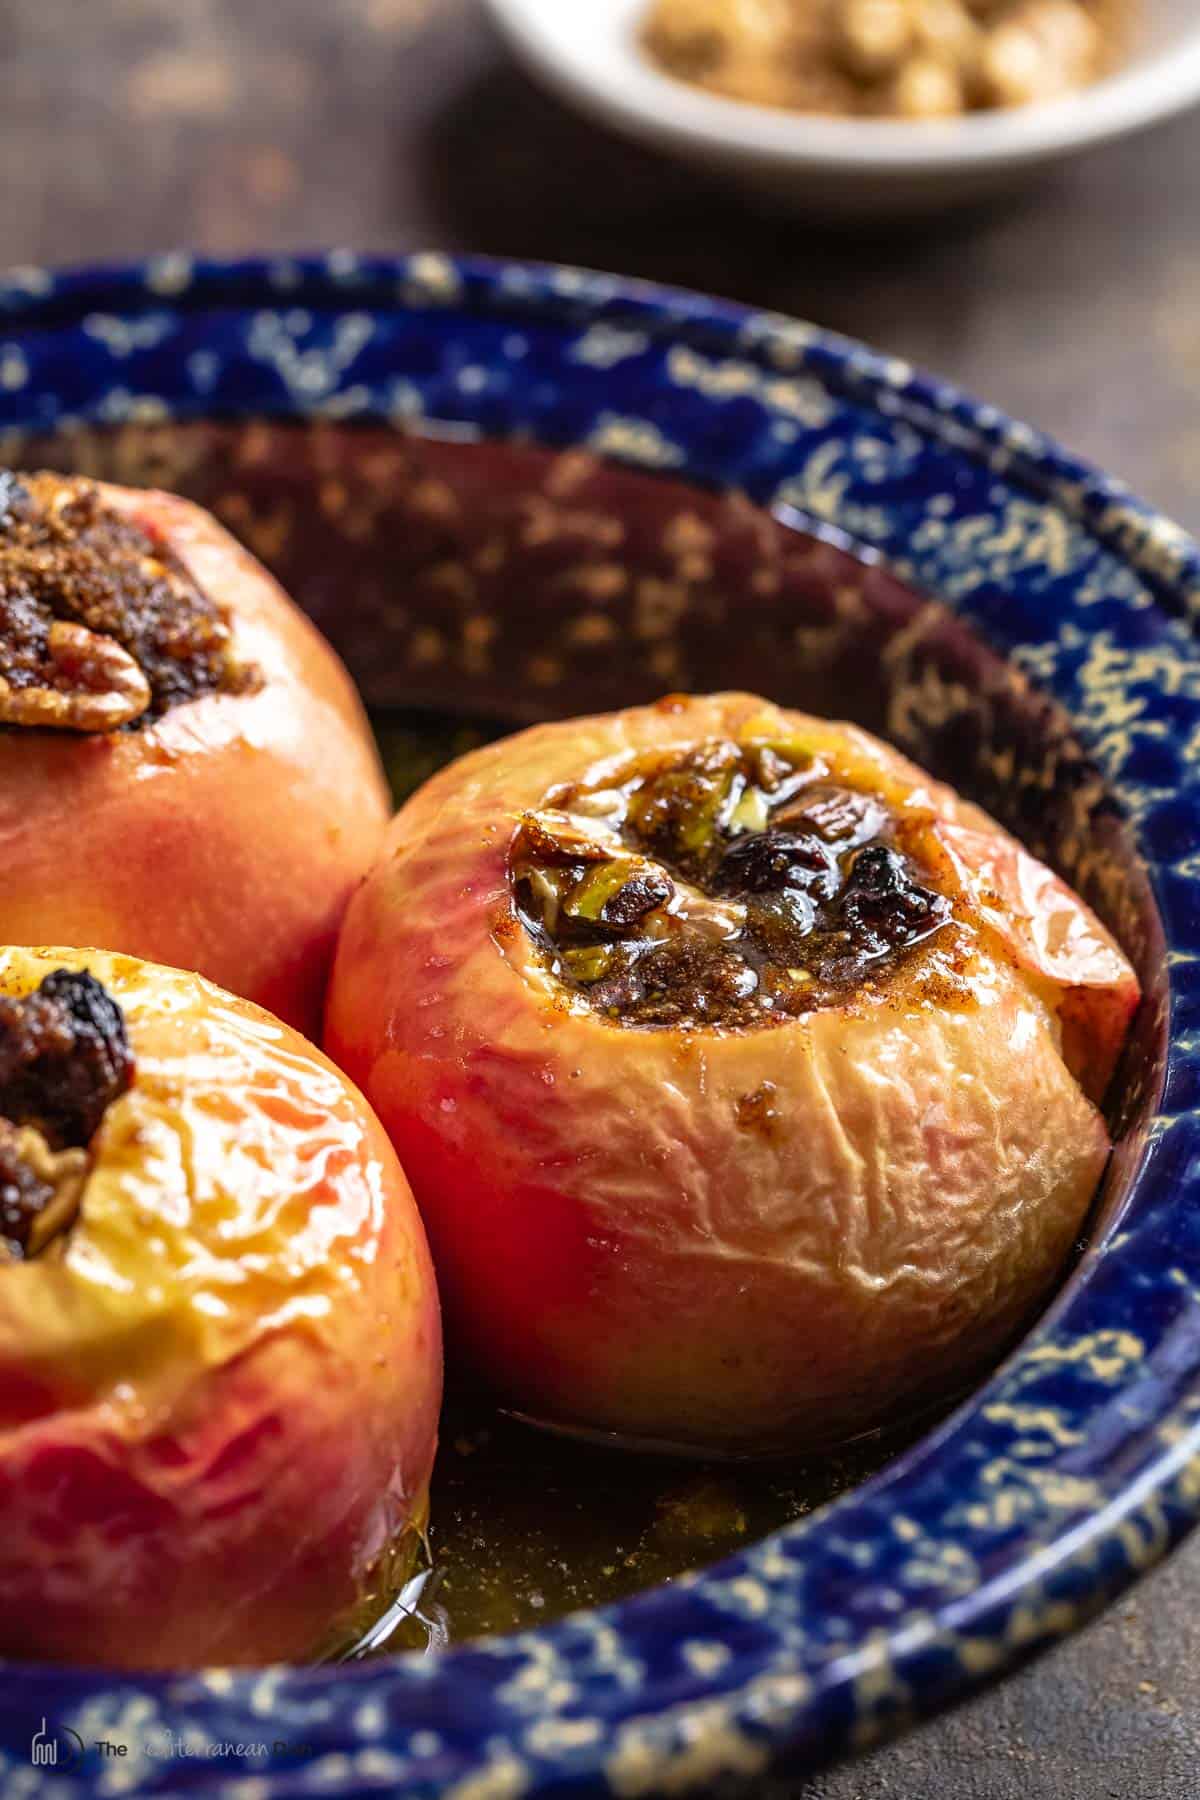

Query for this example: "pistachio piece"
[728,784,770,836]
[627,741,742,862]
[561,944,617,984]
[565,859,675,929]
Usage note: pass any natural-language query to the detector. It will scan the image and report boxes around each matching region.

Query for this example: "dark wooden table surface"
[4,1,1200,1792]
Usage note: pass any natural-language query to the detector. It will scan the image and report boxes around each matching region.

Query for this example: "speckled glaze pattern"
[0,253,1198,1797]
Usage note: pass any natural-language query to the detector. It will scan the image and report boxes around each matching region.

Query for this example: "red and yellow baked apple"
[0,945,440,1669]
[0,472,390,1037]
[326,691,1139,1456]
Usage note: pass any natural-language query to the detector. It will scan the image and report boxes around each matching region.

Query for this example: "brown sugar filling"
[0,471,259,732]
[510,736,957,1029]
[0,970,134,1260]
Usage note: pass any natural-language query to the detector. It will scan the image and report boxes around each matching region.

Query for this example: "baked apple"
[0,472,390,1036]
[326,691,1139,1456]
[0,945,440,1668]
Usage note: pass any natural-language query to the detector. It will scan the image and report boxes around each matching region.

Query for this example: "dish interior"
[8,417,1165,1657]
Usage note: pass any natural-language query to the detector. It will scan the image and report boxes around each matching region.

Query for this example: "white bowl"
[479,0,1200,216]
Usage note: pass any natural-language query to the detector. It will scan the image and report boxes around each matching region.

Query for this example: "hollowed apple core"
[0,969,132,1259]
[512,734,959,1028]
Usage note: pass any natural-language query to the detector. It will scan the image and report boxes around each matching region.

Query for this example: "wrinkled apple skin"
[326,693,1139,1456]
[0,485,390,1038]
[0,947,441,1669]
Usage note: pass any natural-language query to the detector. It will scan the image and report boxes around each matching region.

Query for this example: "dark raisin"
[715,828,839,900]
[840,846,950,953]
[0,968,134,1150]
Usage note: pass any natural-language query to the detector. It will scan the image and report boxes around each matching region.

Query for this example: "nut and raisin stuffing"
[642,0,1129,118]
[0,968,133,1260]
[510,736,958,1029]
[0,472,258,731]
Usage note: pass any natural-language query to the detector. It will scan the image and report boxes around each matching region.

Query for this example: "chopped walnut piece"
[642,0,1124,118]
[891,50,966,114]
[643,0,793,75]
[0,620,152,731]
[835,0,916,80]
[0,968,134,1263]
[915,0,981,61]
[0,1122,88,1261]
[976,0,1099,104]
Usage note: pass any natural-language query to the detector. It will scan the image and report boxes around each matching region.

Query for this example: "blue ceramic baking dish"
[0,252,1198,1798]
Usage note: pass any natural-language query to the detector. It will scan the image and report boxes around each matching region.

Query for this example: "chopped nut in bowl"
[642,0,1125,119]
[481,0,1200,215]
